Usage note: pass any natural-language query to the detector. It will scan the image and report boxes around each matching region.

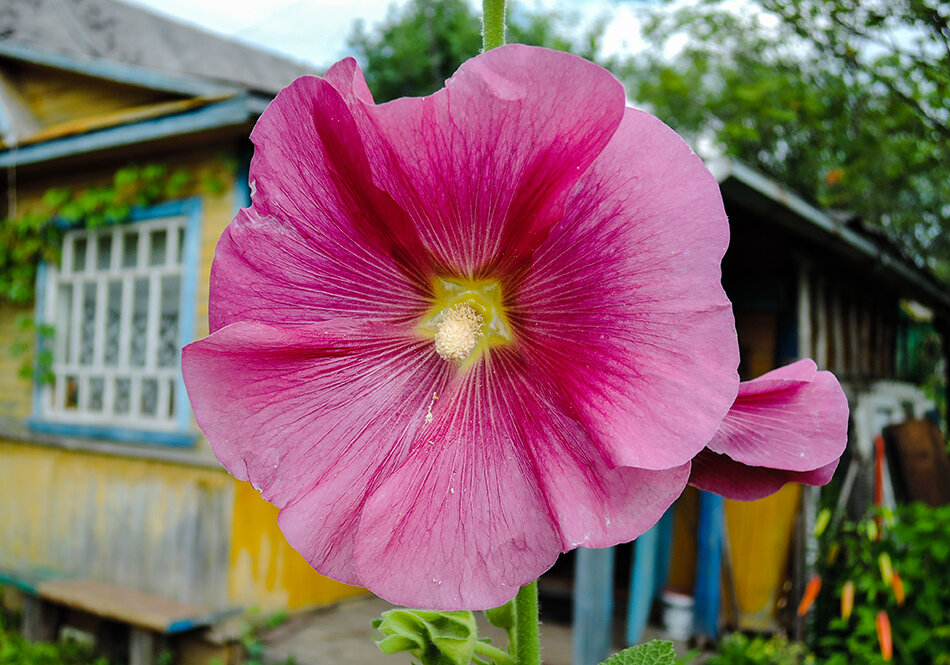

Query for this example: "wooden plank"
[796,263,812,359]
[22,596,60,642]
[693,492,723,640]
[36,579,217,634]
[0,565,71,594]
[625,523,659,645]
[572,547,615,665]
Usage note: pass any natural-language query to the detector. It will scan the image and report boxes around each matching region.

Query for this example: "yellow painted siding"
[0,441,233,607]
[228,480,366,612]
[3,61,171,132]
[0,304,33,419]
[724,483,802,628]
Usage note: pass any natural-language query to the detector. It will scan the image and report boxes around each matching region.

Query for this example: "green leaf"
[483,601,515,631]
[374,608,478,665]
[599,640,676,665]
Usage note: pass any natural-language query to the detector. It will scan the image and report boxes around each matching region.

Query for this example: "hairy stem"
[482,0,507,51]
[514,581,540,665]
[473,640,517,665]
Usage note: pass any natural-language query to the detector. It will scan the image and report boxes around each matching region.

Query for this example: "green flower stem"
[482,0,507,51]
[514,581,540,665]
[473,640,517,665]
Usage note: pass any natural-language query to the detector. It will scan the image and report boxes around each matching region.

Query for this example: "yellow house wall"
[228,480,366,611]
[0,147,364,612]
[0,441,234,607]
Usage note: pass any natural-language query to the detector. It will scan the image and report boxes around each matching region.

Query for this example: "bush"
[706,633,815,665]
[812,502,950,665]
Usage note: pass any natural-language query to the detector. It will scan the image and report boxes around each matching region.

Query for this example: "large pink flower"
[689,359,849,500]
[183,45,742,609]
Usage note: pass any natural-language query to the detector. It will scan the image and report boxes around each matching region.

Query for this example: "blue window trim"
[27,198,203,448]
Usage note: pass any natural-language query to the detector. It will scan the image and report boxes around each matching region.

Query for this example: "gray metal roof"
[0,0,317,95]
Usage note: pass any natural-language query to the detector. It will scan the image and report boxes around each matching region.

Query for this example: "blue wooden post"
[625,508,675,645]
[694,492,725,640]
[625,525,658,645]
[572,546,615,665]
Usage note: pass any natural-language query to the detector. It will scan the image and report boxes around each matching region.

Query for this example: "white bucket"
[660,590,694,641]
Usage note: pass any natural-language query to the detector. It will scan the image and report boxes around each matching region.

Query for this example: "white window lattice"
[42,216,187,432]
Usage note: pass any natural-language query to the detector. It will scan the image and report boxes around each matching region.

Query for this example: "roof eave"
[0,93,268,168]
[0,41,241,98]
[708,157,950,313]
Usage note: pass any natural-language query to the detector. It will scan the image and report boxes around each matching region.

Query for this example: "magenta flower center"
[420,277,513,364]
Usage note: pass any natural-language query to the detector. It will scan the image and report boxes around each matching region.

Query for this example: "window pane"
[96,235,112,271]
[149,229,167,266]
[114,377,131,415]
[64,375,79,409]
[176,226,185,265]
[104,281,122,366]
[73,238,87,273]
[56,283,73,363]
[168,379,176,419]
[122,232,138,268]
[89,377,105,412]
[141,378,158,416]
[130,278,149,367]
[79,282,96,365]
[158,276,180,367]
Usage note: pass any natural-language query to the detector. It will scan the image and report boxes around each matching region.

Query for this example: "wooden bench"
[1,567,237,665]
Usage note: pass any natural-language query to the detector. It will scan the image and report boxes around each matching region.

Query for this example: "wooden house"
[0,0,366,641]
[571,158,950,665]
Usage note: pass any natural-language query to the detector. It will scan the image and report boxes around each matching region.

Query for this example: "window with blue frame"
[31,199,201,446]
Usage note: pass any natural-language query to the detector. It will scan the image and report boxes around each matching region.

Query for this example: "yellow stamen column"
[434,304,485,361]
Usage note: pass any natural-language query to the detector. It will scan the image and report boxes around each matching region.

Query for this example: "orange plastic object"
[876,611,893,661]
[840,580,855,620]
[892,572,906,606]
[797,575,822,617]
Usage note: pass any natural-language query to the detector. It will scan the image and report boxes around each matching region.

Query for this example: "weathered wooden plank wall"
[0,442,234,608]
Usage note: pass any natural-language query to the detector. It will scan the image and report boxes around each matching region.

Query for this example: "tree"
[621,0,950,280]
[347,0,605,102]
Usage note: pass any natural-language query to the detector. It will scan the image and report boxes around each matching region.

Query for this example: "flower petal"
[353,350,689,609]
[706,359,849,471]
[213,74,431,331]
[515,107,738,471]
[354,44,626,276]
[210,207,427,332]
[689,449,839,501]
[181,320,451,583]
[354,354,560,609]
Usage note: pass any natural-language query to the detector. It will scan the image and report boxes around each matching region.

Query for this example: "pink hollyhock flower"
[689,359,849,500]
[183,44,744,609]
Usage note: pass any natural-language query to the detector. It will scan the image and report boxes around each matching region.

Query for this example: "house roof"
[709,157,950,315]
[0,0,317,96]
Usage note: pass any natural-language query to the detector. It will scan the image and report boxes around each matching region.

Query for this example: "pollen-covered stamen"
[434,304,485,361]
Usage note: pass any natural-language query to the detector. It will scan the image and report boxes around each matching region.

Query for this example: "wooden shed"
[571,158,950,664]
[0,0,365,634]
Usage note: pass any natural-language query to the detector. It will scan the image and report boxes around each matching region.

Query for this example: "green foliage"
[624,0,950,281]
[0,163,197,307]
[0,614,108,665]
[812,503,950,664]
[598,640,677,665]
[11,314,55,385]
[705,633,814,665]
[346,0,606,101]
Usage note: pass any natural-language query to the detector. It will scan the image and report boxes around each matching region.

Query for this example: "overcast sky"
[121,0,643,69]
